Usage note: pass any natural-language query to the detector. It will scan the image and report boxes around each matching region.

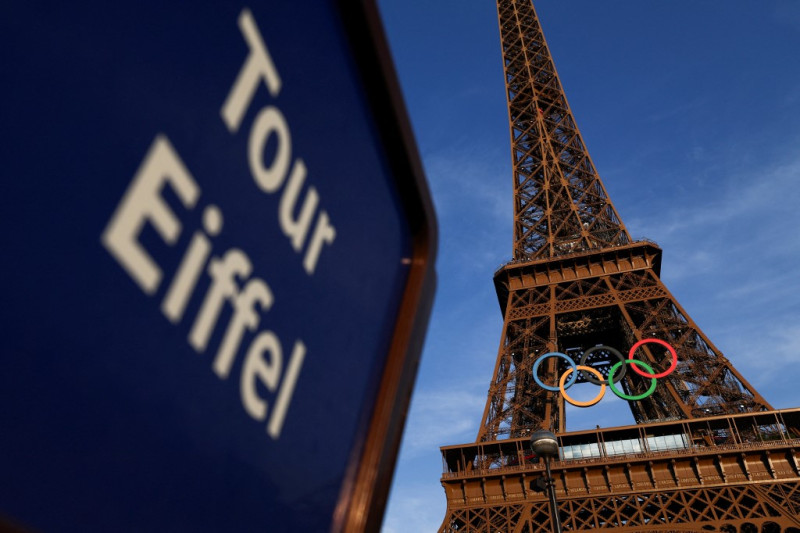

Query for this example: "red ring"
[627,339,677,379]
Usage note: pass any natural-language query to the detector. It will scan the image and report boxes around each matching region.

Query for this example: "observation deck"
[440,409,800,531]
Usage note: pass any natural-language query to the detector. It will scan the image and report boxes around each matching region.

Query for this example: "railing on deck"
[441,408,800,479]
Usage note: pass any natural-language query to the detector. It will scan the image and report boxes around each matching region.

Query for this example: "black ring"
[578,345,626,385]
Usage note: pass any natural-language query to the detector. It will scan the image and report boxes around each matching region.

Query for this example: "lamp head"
[530,429,559,457]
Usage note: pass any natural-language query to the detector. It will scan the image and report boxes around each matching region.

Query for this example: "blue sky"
[376,1,800,531]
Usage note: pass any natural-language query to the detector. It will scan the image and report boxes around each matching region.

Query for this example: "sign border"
[331,1,438,531]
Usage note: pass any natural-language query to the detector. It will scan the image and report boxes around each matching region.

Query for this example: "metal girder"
[496,0,630,260]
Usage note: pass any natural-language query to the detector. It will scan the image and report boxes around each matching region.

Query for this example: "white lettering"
[303,210,336,275]
[278,159,318,251]
[268,340,305,438]
[248,106,292,193]
[189,249,251,352]
[101,135,198,294]
[223,9,335,275]
[221,8,281,132]
[240,331,283,420]
[161,205,222,323]
[214,278,273,379]
[103,10,324,442]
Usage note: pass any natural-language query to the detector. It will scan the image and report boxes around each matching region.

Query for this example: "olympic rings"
[608,360,657,401]
[532,352,578,392]
[559,366,606,407]
[579,345,626,385]
[531,340,678,407]
[628,338,677,379]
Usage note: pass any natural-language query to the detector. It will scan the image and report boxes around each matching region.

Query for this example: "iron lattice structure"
[479,0,769,442]
[438,0,800,531]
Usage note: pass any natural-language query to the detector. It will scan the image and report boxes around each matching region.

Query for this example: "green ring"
[608,360,658,401]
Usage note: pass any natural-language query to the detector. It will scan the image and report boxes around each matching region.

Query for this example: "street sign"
[0,1,436,531]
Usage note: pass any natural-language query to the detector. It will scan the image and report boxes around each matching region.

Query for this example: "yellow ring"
[559,365,606,407]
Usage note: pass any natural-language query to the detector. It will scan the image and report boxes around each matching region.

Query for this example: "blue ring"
[532,352,578,392]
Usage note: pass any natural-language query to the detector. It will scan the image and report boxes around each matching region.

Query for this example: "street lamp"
[531,430,563,533]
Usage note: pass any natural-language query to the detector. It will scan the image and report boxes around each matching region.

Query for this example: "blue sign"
[0,2,435,531]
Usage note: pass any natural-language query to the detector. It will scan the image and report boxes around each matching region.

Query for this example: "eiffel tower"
[438,1,800,531]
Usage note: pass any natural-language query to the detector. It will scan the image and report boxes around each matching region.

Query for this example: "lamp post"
[531,430,563,533]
